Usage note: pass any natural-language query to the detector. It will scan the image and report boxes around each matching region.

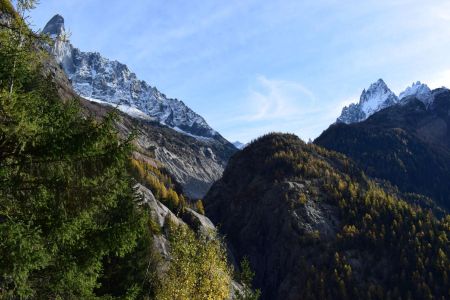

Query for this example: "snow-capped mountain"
[337,79,399,124]
[43,15,217,138]
[337,79,436,124]
[399,81,433,106]
[232,141,246,149]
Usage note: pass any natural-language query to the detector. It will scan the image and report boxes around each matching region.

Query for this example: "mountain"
[399,81,433,105]
[317,88,450,210]
[43,14,216,139]
[42,15,237,199]
[83,99,236,199]
[232,141,246,149]
[337,79,399,124]
[0,3,245,297]
[337,79,435,124]
[204,133,449,300]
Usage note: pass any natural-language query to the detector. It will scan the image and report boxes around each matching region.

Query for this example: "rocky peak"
[359,78,399,116]
[42,14,65,37]
[399,81,433,105]
[43,15,223,140]
[360,79,389,101]
[336,79,450,125]
[337,79,398,124]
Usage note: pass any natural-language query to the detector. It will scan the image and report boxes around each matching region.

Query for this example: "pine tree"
[0,2,152,298]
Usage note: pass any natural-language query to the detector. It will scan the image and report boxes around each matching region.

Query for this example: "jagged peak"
[337,79,398,124]
[359,78,396,103]
[359,79,398,115]
[399,81,432,104]
[42,14,65,37]
[43,14,220,140]
[372,78,387,88]
[336,79,450,124]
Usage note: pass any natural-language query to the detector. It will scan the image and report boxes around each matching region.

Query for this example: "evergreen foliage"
[0,2,152,298]
[235,257,261,300]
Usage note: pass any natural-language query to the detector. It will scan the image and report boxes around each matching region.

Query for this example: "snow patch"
[172,127,214,141]
[84,97,153,121]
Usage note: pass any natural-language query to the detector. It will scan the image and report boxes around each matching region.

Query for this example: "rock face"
[42,15,237,198]
[82,99,236,199]
[43,15,217,138]
[317,88,450,210]
[337,79,434,124]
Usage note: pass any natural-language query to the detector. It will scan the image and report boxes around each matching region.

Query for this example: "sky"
[28,0,450,143]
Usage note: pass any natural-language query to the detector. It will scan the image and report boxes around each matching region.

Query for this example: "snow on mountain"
[232,141,246,149]
[359,79,399,116]
[337,79,398,124]
[337,79,440,124]
[43,15,218,139]
[399,81,433,106]
[84,97,153,121]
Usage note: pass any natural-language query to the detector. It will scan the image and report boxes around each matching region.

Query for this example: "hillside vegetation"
[206,133,449,299]
[316,96,450,211]
[0,2,237,299]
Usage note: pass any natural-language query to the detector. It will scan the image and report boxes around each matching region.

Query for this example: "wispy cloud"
[236,76,317,121]
[217,75,345,142]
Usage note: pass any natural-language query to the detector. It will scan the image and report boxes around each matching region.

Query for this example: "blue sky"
[29,0,450,143]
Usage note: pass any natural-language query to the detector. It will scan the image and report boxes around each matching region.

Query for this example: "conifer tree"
[0,1,152,298]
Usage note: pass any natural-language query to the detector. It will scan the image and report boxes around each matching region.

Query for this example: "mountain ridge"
[43,14,221,140]
[337,79,437,124]
[42,14,238,199]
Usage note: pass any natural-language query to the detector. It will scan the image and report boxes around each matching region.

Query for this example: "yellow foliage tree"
[156,225,231,300]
